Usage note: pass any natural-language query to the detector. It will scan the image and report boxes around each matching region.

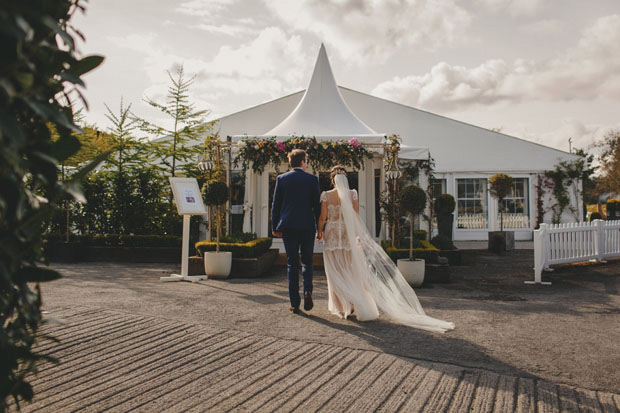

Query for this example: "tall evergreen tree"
[136,65,212,178]
[104,99,145,176]
[103,99,149,234]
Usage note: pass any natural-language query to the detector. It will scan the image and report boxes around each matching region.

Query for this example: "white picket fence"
[531,219,620,284]
[500,213,530,229]
[457,214,488,229]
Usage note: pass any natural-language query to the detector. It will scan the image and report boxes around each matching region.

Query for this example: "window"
[431,179,446,199]
[499,178,529,228]
[457,178,488,229]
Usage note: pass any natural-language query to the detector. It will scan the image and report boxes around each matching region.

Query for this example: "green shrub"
[383,239,439,263]
[43,234,184,248]
[431,235,455,250]
[195,237,272,258]
[220,232,257,243]
[607,199,620,218]
[434,194,456,215]
[589,212,603,222]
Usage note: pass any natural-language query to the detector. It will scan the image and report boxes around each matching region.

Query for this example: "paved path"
[18,306,620,412]
[9,252,620,412]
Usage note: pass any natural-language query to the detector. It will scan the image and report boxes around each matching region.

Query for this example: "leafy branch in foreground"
[0,0,104,409]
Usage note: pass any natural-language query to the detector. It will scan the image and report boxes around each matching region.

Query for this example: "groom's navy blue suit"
[272,167,321,309]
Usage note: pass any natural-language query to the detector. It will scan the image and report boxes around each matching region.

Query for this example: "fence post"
[594,219,607,263]
[527,223,551,285]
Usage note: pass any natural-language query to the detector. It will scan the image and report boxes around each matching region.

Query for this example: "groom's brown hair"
[288,149,307,167]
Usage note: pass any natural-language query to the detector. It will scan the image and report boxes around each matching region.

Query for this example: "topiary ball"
[202,181,228,206]
[489,173,514,200]
[400,185,427,216]
[434,194,456,215]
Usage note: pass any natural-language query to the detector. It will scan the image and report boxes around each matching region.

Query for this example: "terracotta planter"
[204,251,232,279]
[397,258,425,287]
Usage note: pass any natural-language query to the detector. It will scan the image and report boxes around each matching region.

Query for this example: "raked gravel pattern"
[11,306,620,413]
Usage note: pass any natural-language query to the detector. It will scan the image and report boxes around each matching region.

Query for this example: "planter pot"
[439,249,461,266]
[204,251,232,279]
[437,213,454,239]
[425,263,450,284]
[488,231,515,252]
[230,249,279,278]
[397,258,425,287]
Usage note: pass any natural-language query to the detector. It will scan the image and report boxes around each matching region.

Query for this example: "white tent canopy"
[400,145,429,161]
[231,44,385,144]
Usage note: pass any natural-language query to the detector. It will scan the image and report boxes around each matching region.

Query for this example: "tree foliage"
[400,185,427,259]
[0,0,104,408]
[595,130,620,196]
[136,65,213,178]
[489,173,513,231]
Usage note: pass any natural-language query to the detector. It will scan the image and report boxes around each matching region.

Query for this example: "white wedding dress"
[321,174,455,333]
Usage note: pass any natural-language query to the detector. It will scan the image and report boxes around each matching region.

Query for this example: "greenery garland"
[234,136,374,174]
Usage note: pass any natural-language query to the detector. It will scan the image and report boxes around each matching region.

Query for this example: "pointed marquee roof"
[232,44,385,144]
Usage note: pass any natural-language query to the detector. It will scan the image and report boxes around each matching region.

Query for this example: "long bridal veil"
[334,174,455,333]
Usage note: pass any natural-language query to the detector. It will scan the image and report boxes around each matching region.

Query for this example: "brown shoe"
[290,306,300,314]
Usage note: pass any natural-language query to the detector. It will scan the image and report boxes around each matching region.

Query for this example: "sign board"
[169,177,208,215]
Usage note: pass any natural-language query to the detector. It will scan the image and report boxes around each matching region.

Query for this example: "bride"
[316,166,454,333]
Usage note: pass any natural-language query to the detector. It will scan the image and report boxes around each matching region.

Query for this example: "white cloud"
[175,0,238,17]
[474,0,545,16]
[109,27,308,125]
[190,22,258,37]
[520,19,563,35]
[372,14,620,111]
[506,118,620,153]
[263,0,472,60]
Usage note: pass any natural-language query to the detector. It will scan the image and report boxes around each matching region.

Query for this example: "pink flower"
[276,141,286,152]
[348,138,361,148]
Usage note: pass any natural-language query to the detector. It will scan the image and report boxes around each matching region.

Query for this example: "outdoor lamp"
[197,154,213,173]
[386,155,401,180]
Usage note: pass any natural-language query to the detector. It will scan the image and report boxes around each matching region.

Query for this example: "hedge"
[383,239,440,263]
[44,233,183,247]
[195,237,273,258]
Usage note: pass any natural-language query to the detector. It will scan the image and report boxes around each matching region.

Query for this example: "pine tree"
[136,65,212,178]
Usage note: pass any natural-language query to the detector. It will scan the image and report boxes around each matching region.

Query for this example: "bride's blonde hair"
[330,165,347,187]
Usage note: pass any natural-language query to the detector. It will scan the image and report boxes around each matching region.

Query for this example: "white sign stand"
[161,177,209,283]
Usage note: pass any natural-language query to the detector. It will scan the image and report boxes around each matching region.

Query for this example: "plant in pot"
[202,180,232,278]
[434,194,455,240]
[397,184,427,286]
[488,173,515,252]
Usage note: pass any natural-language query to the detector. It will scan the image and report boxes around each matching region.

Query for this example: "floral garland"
[234,135,374,174]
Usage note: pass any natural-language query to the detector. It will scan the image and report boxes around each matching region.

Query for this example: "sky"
[72,0,620,154]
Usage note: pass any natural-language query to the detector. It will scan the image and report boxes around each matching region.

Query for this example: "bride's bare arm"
[317,201,327,240]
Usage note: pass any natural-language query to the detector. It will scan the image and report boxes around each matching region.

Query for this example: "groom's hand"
[272,231,282,238]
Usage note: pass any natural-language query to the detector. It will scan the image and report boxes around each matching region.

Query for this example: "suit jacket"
[272,168,321,232]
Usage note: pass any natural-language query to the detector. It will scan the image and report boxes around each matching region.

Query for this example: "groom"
[272,149,321,314]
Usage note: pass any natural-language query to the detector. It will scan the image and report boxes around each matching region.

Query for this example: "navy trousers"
[282,229,315,308]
